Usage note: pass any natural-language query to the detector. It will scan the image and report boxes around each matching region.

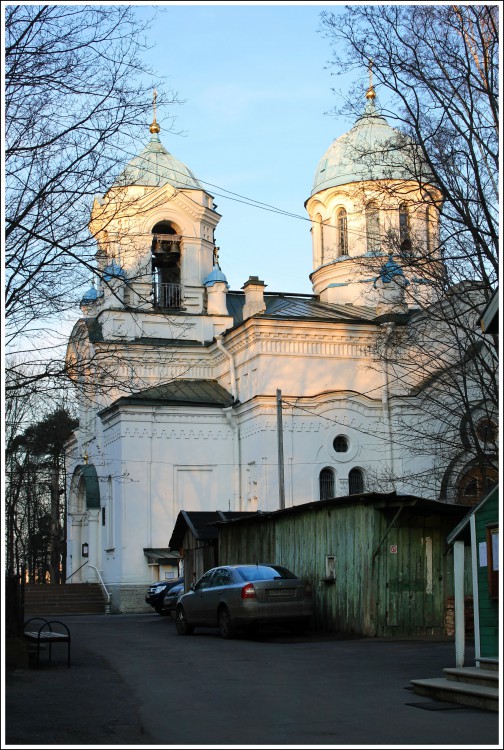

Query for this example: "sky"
[131,2,356,295]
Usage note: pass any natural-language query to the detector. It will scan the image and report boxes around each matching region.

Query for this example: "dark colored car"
[175,564,313,638]
[162,581,185,613]
[146,577,183,615]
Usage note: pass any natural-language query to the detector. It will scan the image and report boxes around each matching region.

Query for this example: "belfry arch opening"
[151,220,182,308]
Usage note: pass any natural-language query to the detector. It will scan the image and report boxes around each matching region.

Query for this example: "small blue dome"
[204,266,229,288]
[375,255,409,286]
[103,259,126,281]
[81,285,98,304]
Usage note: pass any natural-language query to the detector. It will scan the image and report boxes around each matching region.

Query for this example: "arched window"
[366,203,380,253]
[337,208,348,256]
[348,468,364,495]
[151,221,182,308]
[399,203,412,256]
[425,206,432,254]
[457,467,498,506]
[315,213,324,264]
[333,435,349,453]
[319,468,335,500]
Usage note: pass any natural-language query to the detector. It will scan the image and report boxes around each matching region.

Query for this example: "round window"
[333,435,349,453]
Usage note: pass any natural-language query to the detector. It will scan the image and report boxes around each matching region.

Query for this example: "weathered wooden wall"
[218,500,465,637]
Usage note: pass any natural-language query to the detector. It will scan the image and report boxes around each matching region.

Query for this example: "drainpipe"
[381,322,396,487]
[216,335,237,401]
[216,336,242,510]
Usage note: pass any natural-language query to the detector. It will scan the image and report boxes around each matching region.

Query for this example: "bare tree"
[5,5,182,396]
[319,5,499,502]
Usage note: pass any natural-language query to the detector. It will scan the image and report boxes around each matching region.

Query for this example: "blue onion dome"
[311,98,430,196]
[103,259,126,281]
[204,265,229,288]
[81,282,98,304]
[375,255,409,287]
[113,132,203,190]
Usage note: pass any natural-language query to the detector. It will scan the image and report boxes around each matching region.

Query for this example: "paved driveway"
[5,613,501,746]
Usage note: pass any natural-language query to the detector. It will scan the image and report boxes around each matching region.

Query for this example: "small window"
[319,468,335,501]
[366,203,380,253]
[399,203,411,256]
[348,468,364,495]
[333,435,349,453]
[337,208,348,256]
[476,418,497,445]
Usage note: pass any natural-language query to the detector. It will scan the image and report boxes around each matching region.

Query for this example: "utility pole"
[276,389,285,509]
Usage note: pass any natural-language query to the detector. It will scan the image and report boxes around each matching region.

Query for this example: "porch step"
[443,667,498,688]
[24,583,106,615]
[411,665,499,712]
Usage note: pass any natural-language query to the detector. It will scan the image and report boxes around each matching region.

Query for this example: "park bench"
[23,618,71,668]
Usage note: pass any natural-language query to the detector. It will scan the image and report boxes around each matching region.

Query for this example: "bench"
[23,618,71,668]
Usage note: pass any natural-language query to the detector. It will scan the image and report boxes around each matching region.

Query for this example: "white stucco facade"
[65,95,487,612]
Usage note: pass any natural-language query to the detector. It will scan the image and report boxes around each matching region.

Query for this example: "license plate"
[268,589,294,598]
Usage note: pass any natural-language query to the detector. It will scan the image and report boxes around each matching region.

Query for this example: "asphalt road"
[5,613,501,747]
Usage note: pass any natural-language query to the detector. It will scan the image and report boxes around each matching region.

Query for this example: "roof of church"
[100,379,234,414]
[113,133,203,190]
[310,100,429,197]
[226,291,378,327]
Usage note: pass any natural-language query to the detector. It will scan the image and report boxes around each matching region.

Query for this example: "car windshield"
[235,565,297,582]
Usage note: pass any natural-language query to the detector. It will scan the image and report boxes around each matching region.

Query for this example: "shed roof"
[169,510,258,550]
[212,492,471,529]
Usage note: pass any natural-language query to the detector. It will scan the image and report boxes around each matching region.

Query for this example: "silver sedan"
[175,563,313,638]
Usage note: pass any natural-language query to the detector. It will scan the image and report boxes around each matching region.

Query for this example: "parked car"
[146,577,183,615]
[162,581,185,613]
[175,564,313,638]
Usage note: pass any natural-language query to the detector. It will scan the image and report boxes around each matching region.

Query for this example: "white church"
[65,85,490,612]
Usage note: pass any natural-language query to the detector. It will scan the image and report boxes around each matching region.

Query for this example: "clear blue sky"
[133,3,356,295]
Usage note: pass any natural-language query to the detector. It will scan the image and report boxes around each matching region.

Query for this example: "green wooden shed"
[216,492,472,637]
[447,484,499,667]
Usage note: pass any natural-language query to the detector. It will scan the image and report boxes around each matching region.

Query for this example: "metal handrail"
[87,564,111,607]
[65,560,88,581]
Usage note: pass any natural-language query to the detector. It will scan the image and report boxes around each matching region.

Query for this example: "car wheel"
[175,606,194,635]
[218,606,236,639]
[154,605,167,616]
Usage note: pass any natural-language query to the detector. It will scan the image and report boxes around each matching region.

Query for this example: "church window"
[319,468,335,500]
[151,221,182,308]
[475,418,497,446]
[399,203,412,257]
[366,203,381,253]
[337,208,348,256]
[425,206,432,254]
[458,466,498,506]
[333,435,349,453]
[348,468,364,495]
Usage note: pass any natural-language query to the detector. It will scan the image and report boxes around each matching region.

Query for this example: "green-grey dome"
[114,133,202,190]
[311,101,427,196]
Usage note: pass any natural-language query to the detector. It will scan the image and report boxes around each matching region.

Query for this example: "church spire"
[149,89,161,134]
[365,59,376,101]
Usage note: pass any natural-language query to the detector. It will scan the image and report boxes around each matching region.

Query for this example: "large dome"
[114,133,202,190]
[310,100,428,197]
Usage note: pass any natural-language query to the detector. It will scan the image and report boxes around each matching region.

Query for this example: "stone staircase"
[411,658,499,712]
[24,583,106,616]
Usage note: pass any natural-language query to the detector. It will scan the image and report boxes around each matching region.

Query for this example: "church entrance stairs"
[24,583,106,616]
